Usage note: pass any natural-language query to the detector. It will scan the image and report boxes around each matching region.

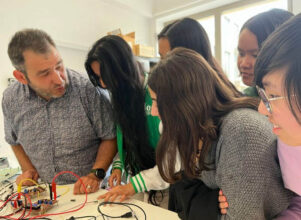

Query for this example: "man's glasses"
[256,85,285,114]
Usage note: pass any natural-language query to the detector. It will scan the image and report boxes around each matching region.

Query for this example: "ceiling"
[110,0,243,18]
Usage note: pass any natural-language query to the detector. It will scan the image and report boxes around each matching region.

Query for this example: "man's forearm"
[11,145,36,172]
[93,138,117,171]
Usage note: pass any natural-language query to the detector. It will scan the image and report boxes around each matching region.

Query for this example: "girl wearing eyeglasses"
[220,14,301,219]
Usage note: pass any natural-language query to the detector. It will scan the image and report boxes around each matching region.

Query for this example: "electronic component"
[23,186,46,197]
[11,199,58,215]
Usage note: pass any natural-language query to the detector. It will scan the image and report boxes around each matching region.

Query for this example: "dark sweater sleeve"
[216,109,292,220]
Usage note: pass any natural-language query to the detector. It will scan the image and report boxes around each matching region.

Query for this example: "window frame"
[163,0,292,63]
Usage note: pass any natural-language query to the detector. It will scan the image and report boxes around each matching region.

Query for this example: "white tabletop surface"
[0,184,180,220]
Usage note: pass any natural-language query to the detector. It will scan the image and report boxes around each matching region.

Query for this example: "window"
[221,0,288,90]
[198,16,215,55]
[159,0,289,91]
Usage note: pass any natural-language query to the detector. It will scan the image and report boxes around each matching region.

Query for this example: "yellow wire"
[17,178,46,193]
[56,185,70,198]
[18,178,39,192]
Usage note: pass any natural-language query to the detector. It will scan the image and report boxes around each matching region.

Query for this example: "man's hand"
[108,169,122,188]
[219,190,229,215]
[73,173,101,194]
[97,183,136,203]
[16,169,39,186]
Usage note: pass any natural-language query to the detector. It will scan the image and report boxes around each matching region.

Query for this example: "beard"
[27,77,69,100]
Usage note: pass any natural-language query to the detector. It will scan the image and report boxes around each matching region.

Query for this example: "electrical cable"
[0,191,32,220]
[66,216,97,220]
[97,201,146,220]
[29,170,88,220]
[1,171,89,219]
[56,185,70,198]
[17,180,46,194]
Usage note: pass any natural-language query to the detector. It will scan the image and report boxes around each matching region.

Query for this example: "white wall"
[0,0,153,167]
[292,0,301,13]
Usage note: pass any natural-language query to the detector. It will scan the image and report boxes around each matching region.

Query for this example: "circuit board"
[11,199,58,215]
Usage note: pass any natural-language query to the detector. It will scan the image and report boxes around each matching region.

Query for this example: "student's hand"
[16,169,39,186]
[219,190,229,215]
[98,183,136,203]
[73,173,100,194]
[108,169,122,188]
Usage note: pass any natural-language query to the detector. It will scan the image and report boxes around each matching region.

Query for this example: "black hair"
[158,18,212,62]
[158,17,242,97]
[241,8,293,48]
[85,35,155,174]
[255,14,301,124]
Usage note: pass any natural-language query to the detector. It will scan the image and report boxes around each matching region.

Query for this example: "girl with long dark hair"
[158,17,242,98]
[85,35,167,205]
[148,47,292,219]
[237,9,293,96]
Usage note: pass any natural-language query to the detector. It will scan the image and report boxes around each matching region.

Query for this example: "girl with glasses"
[220,14,301,219]
[255,14,301,219]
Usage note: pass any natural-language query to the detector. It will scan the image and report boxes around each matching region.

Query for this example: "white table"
[1,184,180,220]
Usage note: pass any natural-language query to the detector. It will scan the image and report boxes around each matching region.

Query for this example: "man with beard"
[2,29,117,194]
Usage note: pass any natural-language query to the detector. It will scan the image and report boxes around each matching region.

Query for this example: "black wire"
[98,203,133,220]
[66,216,96,220]
[97,201,146,220]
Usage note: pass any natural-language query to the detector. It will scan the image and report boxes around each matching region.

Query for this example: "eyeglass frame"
[256,85,285,114]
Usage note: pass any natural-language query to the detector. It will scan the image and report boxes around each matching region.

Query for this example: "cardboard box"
[107,28,122,35]
[108,30,135,49]
[107,30,154,57]
[133,44,155,58]
[119,32,135,48]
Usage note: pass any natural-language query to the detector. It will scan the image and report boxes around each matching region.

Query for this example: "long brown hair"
[148,48,258,183]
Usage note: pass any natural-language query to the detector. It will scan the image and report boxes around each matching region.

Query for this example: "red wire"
[22,193,32,219]
[0,170,87,219]
[0,192,30,220]
[29,170,88,219]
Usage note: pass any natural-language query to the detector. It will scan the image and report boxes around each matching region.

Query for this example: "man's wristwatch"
[90,168,106,180]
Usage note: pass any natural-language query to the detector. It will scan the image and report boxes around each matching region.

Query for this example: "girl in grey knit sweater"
[255,14,301,219]
[220,14,301,219]
[148,48,292,219]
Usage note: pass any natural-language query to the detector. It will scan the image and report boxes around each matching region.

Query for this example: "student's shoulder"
[218,109,277,170]
[221,108,274,141]
[222,108,269,129]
